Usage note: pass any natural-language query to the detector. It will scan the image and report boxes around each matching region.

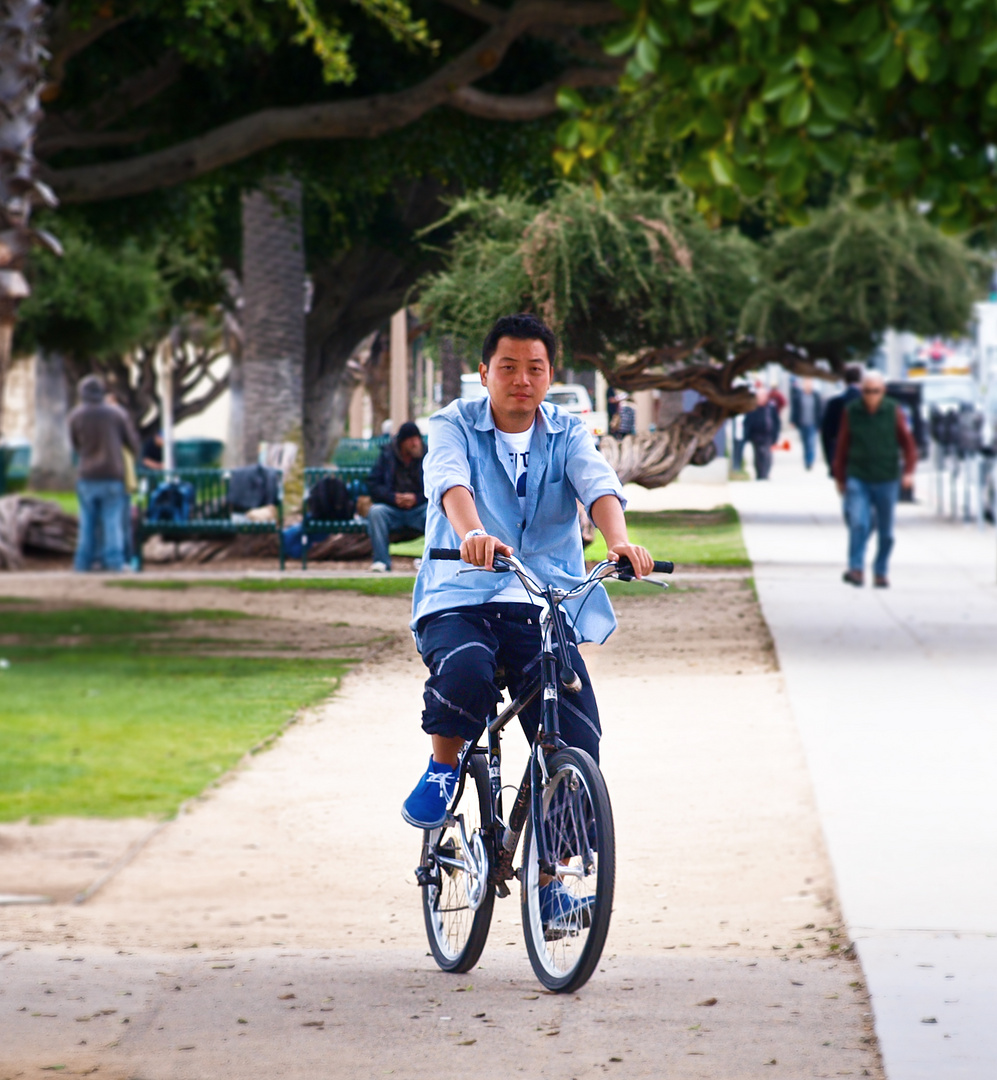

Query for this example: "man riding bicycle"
[402,313,653,903]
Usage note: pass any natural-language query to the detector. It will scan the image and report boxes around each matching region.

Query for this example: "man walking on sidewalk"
[833,370,917,588]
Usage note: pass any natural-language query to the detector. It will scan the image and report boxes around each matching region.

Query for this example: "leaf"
[761,72,801,102]
[691,0,723,14]
[776,159,807,196]
[733,164,765,197]
[603,21,641,57]
[458,1039,477,1045]
[979,28,997,60]
[812,82,854,122]
[812,140,849,174]
[555,87,587,113]
[553,150,577,176]
[600,149,622,176]
[763,134,802,167]
[797,6,819,33]
[859,30,893,66]
[709,150,735,186]
[779,89,811,127]
[557,118,581,150]
[636,36,661,73]
[987,82,997,108]
[646,16,670,46]
[907,48,930,82]
[697,997,718,1006]
[880,47,905,89]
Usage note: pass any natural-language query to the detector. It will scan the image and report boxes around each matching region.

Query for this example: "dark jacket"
[821,386,861,472]
[368,440,427,506]
[68,402,140,482]
[833,398,918,484]
[743,402,781,447]
[790,386,824,430]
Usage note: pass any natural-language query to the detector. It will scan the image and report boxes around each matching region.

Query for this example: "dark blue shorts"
[418,603,602,762]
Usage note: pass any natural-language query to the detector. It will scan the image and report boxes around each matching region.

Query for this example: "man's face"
[399,435,423,460]
[862,381,885,412]
[479,336,553,432]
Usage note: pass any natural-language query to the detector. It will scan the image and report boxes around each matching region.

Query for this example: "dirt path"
[0,573,883,1078]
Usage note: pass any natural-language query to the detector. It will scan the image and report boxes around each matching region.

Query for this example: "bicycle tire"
[520,747,615,993]
[422,754,495,973]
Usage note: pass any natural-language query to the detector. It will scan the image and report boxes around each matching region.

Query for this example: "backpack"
[147,480,195,524]
[307,475,356,521]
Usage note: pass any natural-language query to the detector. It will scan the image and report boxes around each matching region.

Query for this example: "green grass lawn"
[585,505,749,567]
[0,607,349,820]
[30,490,79,515]
[109,576,417,597]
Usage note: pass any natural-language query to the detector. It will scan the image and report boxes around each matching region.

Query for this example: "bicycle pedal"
[494,881,510,899]
[414,865,436,887]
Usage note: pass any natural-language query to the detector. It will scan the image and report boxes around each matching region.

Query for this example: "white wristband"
[464,529,487,541]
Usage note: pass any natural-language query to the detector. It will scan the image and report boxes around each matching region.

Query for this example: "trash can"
[174,438,224,469]
[0,443,31,495]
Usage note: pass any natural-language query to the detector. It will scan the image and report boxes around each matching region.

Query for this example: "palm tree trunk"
[240,177,305,465]
[0,0,52,438]
[28,350,74,488]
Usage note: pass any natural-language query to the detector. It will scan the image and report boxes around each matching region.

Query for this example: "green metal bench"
[136,467,285,570]
[300,466,370,569]
[332,436,391,468]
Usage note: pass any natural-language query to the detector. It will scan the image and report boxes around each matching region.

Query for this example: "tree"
[0,0,59,438]
[419,183,986,485]
[556,0,997,231]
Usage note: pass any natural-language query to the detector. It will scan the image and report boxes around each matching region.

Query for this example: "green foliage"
[15,227,165,360]
[420,183,986,370]
[741,204,990,357]
[420,182,756,365]
[564,0,997,225]
[0,607,348,819]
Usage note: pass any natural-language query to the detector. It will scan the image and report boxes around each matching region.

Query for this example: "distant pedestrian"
[790,378,823,471]
[743,388,781,480]
[609,391,636,439]
[820,364,862,475]
[833,370,917,588]
[367,421,427,572]
[68,374,141,573]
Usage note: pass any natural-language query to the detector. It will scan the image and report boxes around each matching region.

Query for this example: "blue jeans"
[845,477,898,578]
[799,425,817,470]
[367,501,427,568]
[75,478,127,572]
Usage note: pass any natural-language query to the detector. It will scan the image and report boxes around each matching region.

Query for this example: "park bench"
[135,466,285,570]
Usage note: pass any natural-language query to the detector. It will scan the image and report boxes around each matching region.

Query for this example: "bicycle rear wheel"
[422,754,495,973]
[521,747,615,993]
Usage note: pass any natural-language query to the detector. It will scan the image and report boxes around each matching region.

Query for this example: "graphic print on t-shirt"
[494,422,534,509]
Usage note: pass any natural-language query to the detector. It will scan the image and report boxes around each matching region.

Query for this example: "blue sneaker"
[539,879,595,931]
[401,757,459,829]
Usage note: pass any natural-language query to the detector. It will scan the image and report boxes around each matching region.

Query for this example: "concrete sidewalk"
[728,454,997,1080]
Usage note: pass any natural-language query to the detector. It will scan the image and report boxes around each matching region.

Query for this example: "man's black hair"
[844,364,863,385]
[481,313,557,367]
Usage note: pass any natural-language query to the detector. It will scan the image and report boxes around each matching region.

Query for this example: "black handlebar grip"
[428,547,462,560]
[653,560,675,574]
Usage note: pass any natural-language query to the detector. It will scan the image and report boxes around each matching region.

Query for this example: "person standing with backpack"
[367,421,427,572]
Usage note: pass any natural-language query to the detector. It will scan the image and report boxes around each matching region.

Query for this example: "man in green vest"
[832,370,918,587]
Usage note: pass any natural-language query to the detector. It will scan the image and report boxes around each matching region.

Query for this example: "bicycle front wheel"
[521,747,615,993]
[422,754,495,973]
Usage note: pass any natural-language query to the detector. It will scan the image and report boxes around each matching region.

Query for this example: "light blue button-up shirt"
[411,396,626,646]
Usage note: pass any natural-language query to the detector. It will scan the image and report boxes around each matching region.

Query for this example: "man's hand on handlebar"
[607,542,654,579]
[459,532,514,571]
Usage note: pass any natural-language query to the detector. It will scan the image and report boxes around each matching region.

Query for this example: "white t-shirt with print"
[492,421,534,604]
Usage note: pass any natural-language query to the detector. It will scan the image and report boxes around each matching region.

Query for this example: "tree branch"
[433,0,503,24]
[37,129,153,155]
[449,65,620,120]
[44,0,621,204]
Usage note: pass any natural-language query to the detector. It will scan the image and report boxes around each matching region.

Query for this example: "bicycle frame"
[438,553,661,888]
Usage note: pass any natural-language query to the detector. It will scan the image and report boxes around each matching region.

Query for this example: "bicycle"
[414,548,674,993]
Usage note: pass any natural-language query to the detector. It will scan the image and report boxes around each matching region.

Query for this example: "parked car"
[545,384,606,436]
[460,373,487,400]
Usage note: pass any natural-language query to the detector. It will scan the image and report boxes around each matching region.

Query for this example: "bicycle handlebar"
[428,548,674,575]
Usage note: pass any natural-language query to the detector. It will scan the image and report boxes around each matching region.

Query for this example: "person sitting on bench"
[367,421,427,572]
